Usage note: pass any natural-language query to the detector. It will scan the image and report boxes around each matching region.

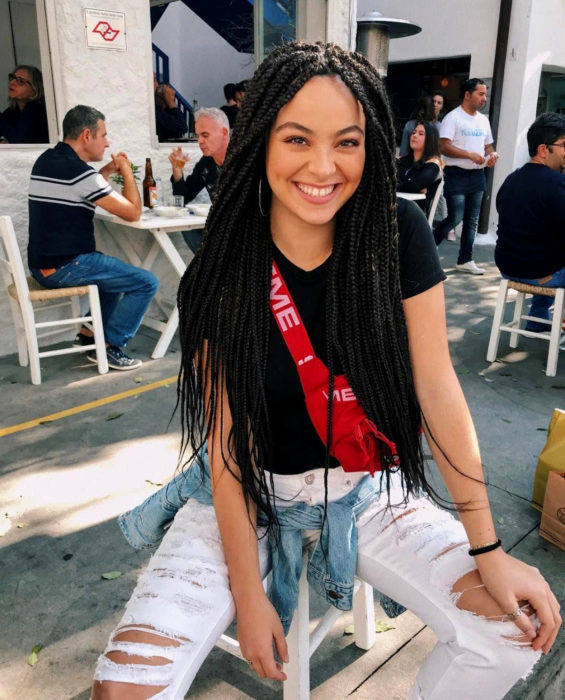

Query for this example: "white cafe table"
[95,207,207,359]
[397,191,426,202]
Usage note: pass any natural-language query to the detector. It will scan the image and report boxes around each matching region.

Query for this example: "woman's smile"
[294,181,340,202]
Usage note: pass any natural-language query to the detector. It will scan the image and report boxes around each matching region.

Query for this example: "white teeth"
[296,183,335,197]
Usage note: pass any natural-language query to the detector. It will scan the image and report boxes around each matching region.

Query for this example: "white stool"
[487,278,565,377]
[215,551,376,699]
[0,215,108,384]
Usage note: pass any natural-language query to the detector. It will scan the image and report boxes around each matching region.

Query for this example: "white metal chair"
[216,550,376,699]
[427,178,444,226]
[486,278,565,377]
[0,215,108,385]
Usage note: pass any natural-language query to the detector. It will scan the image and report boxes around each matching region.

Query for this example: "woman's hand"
[475,548,561,653]
[236,591,289,681]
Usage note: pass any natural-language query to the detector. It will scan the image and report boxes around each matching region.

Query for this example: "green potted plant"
[111,162,141,188]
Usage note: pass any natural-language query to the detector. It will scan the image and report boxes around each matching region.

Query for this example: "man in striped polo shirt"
[28,105,158,370]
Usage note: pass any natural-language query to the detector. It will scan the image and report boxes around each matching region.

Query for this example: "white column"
[326,0,357,50]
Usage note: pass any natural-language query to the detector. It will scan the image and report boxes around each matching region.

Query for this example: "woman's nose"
[308,147,336,179]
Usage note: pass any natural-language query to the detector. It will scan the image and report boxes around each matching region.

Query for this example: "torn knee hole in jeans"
[105,625,191,666]
[452,570,535,645]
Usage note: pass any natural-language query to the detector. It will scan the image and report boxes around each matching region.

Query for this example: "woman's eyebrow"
[274,121,364,136]
[336,125,365,137]
[274,121,313,134]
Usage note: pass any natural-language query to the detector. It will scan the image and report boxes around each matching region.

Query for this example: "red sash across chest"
[270,260,398,475]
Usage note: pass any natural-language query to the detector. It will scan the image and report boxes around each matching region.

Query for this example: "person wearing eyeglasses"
[0,65,48,144]
[495,112,565,330]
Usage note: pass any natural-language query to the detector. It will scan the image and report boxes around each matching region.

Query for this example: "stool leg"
[509,291,525,348]
[353,580,376,650]
[283,562,310,700]
[487,279,509,362]
[546,288,564,377]
[88,286,108,375]
[8,297,28,367]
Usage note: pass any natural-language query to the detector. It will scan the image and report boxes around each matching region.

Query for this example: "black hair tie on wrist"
[468,538,502,556]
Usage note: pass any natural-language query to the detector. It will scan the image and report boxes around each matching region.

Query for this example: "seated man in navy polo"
[28,104,158,370]
[495,112,565,331]
[169,107,230,253]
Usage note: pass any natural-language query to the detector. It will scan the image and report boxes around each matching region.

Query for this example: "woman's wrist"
[232,582,268,609]
[472,545,506,568]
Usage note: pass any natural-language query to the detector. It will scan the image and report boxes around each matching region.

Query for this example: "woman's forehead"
[274,75,364,127]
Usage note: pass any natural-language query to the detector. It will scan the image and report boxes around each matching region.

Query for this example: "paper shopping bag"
[539,471,565,550]
[531,408,565,512]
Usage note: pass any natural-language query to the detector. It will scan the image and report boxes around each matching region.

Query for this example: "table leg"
[151,306,179,359]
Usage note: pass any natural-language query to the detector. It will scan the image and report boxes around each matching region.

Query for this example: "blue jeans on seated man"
[433,190,484,264]
[182,229,203,254]
[31,252,159,348]
[502,266,565,332]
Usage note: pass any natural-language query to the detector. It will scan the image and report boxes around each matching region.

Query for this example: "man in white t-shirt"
[433,79,498,274]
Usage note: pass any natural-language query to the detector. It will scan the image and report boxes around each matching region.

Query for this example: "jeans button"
[305,474,314,485]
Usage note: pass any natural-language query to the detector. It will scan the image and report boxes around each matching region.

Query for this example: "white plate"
[187,204,211,217]
[153,206,185,218]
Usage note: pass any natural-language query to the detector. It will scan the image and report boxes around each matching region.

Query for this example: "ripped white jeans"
[93,469,540,699]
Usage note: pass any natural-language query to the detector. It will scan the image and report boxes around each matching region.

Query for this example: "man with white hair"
[170,107,230,252]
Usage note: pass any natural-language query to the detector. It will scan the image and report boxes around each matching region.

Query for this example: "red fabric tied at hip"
[271,261,398,475]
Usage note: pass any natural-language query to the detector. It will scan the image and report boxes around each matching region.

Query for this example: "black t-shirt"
[495,162,565,278]
[396,158,441,214]
[265,198,445,474]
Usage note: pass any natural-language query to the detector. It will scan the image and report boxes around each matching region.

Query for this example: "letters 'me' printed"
[270,266,300,332]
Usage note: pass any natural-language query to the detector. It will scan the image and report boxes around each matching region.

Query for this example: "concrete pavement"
[0,238,563,699]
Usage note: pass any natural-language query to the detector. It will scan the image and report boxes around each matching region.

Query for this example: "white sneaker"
[456,260,484,275]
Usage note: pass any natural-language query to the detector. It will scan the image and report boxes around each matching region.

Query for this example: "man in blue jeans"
[28,105,158,370]
[433,79,498,275]
[495,112,565,331]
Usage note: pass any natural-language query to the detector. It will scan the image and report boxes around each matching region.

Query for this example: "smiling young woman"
[92,42,559,700]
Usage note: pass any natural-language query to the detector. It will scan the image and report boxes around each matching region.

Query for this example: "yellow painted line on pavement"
[0,375,178,437]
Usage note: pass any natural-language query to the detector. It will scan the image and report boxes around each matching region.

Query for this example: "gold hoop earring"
[258,176,269,217]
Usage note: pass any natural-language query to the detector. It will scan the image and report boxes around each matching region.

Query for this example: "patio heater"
[356,10,421,77]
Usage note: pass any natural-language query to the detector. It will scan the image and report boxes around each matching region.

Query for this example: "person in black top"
[0,65,48,144]
[495,112,565,330]
[220,82,239,128]
[169,107,230,252]
[154,75,187,141]
[92,43,556,700]
[396,120,442,215]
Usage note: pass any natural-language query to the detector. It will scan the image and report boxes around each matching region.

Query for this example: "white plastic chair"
[427,178,444,226]
[486,278,565,377]
[0,215,108,385]
[215,550,376,699]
